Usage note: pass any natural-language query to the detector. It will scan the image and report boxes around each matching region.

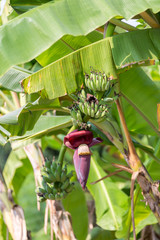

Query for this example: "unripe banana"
[91,101,94,109]
[43,176,53,183]
[37,187,46,194]
[77,110,82,122]
[61,191,68,198]
[51,161,57,173]
[87,104,91,116]
[42,179,46,189]
[61,179,70,190]
[90,80,94,90]
[46,184,52,194]
[96,78,100,91]
[70,109,77,120]
[99,105,103,112]
[40,170,49,177]
[85,75,89,86]
[103,97,114,103]
[94,103,99,113]
[44,193,49,199]
[84,101,89,115]
[95,109,102,118]
[81,89,86,99]
[48,194,55,200]
[61,170,67,182]
[79,102,85,113]
[54,163,62,182]
[55,193,61,200]
[66,171,73,179]
[39,197,46,202]
[102,77,106,91]
[91,108,95,118]
[63,165,67,174]
[49,173,57,182]
[52,188,58,195]
[44,160,51,168]
[101,110,106,118]
[65,183,74,193]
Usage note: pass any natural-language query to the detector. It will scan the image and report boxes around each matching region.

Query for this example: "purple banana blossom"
[64,130,102,189]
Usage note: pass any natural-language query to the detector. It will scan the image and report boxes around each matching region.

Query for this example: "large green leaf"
[10,0,52,13]
[10,115,72,149]
[17,172,48,235]
[87,153,129,231]
[119,67,160,135]
[0,142,12,173]
[22,29,160,99]
[36,31,103,67]
[23,38,116,99]
[0,97,60,136]
[62,183,88,240]
[0,66,31,92]
[3,149,32,195]
[115,186,158,239]
[109,29,160,69]
[1,0,160,75]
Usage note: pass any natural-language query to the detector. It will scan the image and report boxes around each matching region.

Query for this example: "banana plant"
[0,0,160,239]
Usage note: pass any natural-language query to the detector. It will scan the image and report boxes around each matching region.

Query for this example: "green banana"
[91,101,94,109]
[48,173,57,182]
[48,194,55,200]
[84,101,89,115]
[70,109,77,120]
[87,104,91,116]
[45,184,52,194]
[81,89,86,99]
[43,176,53,183]
[55,193,61,200]
[61,179,70,190]
[61,170,67,182]
[44,160,51,168]
[101,110,106,118]
[52,188,58,195]
[94,103,99,113]
[66,171,73,179]
[79,102,85,113]
[37,187,46,194]
[54,163,61,181]
[95,109,102,118]
[61,191,68,198]
[39,197,46,202]
[91,108,95,118]
[65,183,74,193]
[77,110,82,122]
[90,80,94,90]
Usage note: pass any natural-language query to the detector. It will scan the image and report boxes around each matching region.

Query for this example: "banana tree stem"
[58,125,77,166]
[115,98,144,171]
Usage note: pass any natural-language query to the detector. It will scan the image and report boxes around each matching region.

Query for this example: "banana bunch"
[37,160,74,202]
[85,71,110,92]
[78,89,108,119]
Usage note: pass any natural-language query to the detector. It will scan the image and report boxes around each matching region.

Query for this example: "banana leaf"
[0,0,160,75]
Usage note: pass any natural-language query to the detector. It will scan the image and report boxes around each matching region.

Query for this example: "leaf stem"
[115,98,143,171]
[140,11,160,28]
[109,18,137,31]
[58,125,77,166]
[105,22,116,37]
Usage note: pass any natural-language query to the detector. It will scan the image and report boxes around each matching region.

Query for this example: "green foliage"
[87,154,129,231]
[62,183,89,240]
[0,0,160,239]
